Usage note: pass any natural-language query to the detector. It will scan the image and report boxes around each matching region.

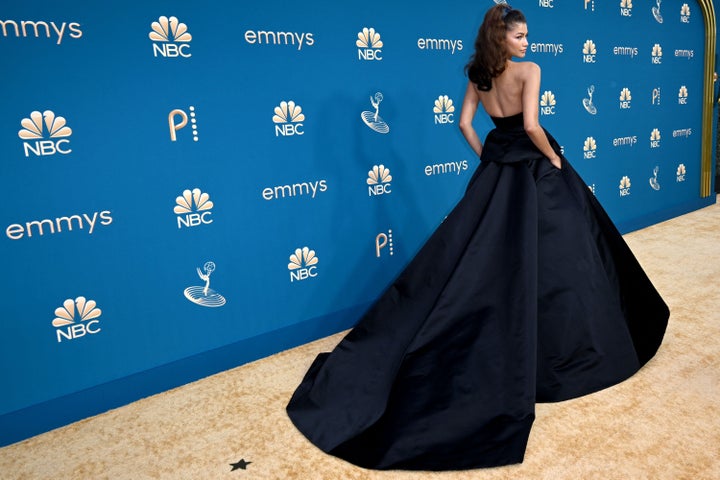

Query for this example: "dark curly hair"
[465,5,527,91]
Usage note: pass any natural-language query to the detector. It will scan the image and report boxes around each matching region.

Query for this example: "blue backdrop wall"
[0,0,715,445]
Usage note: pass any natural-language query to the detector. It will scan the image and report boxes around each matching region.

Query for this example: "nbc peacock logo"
[678,86,688,105]
[174,188,214,229]
[651,43,662,64]
[582,39,597,63]
[619,175,631,196]
[681,3,691,22]
[273,100,305,137]
[149,16,192,58]
[288,247,319,282]
[357,27,383,61]
[18,110,72,157]
[650,128,661,148]
[583,137,597,159]
[676,163,686,182]
[367,164,392,196]
[52,296,102,343]
[433,95,455,124]
[619,87,632,109]
[620,0,633,16]
[540,91,556,115]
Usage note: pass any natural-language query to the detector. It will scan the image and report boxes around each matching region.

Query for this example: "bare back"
[476,61,526,118]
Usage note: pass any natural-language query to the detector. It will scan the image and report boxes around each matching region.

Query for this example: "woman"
[287,5,668,471]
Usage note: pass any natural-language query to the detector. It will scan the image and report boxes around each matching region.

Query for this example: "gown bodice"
[490,112,524,130]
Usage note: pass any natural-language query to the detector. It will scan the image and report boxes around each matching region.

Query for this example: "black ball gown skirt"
[286,112,669,471]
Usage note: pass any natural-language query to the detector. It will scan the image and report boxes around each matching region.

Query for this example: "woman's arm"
[459,81,483,157]
[521,63,562,169]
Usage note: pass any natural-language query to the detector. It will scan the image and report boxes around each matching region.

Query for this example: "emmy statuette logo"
[357,27,383,61]
[649,166,661,191]
[288,247,319,282]
[273,101,305,137]
[18,110,72,157]
[583,85,597,114]
[184,261,226,307]
[150,16,192,57]
[361,92,390,134]
[367,165,392,196]
[652,0,663,23]
[169,106,198,141]
[174,188,214,229]
[376,230,394,257]
[53,296,102,343]
[433,95,455,124]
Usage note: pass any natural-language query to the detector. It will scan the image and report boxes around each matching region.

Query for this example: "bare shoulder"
[515,61,540,78]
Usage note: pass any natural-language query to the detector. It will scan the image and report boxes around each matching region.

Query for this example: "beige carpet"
[1,198,719,480]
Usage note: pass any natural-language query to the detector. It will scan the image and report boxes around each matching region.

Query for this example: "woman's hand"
[549,155,562,170]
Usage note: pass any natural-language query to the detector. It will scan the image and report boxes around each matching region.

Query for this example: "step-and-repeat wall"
[0,0,712,444]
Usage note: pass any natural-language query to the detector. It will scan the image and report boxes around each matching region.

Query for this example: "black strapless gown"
[286,113,669,471]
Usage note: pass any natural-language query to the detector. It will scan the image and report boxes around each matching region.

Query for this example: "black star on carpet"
[230,459,252,471]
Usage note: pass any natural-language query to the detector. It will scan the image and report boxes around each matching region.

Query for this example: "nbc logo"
[540,91,556,115]
[433,95,455,124]
[619,175,631,196]
[651,43,663,64]
[288,247,319,282]
[620,0,633,16]
[376,229,394,257]
[169,106,198,142]
[273,100,305,137]
[676,163,686,182]
[357,27,383,61]
[367,164,392,196]
[585,0,595,11]
[681,3,691,23]
[678,86,688,104]
[619,87,632,109]
[583,137,597,159]
[582,39,597,63]
[174,188,214,229]
[52,296,102,343]
[149,16,192,58]
[18,110,72,157]
[650,128,661,148]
